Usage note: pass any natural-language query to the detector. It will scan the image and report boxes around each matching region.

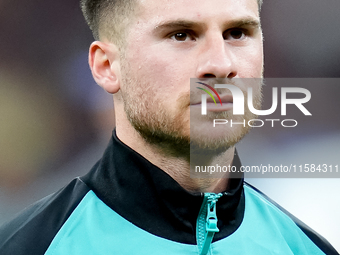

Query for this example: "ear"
[89,41,121,94]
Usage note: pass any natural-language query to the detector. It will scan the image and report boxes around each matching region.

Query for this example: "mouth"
[191,94,233,112]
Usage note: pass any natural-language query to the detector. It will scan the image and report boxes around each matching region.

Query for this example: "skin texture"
[89,0,263,193]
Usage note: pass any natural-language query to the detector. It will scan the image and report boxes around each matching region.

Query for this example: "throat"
[153,147,235,193]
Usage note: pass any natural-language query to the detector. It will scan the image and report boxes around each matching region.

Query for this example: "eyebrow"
[153,20,199,33]
[153,17,261,34]
[227,18,261,29]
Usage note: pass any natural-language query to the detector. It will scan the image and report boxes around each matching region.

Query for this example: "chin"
[189,125,251,151]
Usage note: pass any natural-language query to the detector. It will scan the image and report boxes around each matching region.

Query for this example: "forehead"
[136,0,259,25]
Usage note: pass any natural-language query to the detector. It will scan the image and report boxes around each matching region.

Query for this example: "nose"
[196,34,237,79]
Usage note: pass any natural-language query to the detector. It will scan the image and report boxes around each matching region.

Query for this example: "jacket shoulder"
[244,182,339,255]
[0,177,90,255]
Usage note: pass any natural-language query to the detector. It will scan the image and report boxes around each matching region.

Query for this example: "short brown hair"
[80,0,137,45]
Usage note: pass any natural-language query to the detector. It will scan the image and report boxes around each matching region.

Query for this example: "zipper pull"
[206,194,221,232]
[197,193,223,255]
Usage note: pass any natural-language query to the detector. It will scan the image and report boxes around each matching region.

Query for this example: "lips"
[190,93,233,105]
[207,94,233,104]
[191,93,233,112]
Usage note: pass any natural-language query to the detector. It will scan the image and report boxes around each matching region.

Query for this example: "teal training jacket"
[0,131,338,255]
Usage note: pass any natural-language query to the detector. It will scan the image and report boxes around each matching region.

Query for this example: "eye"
[224,29,247,40]
[230,30,244,39]
[170,32,192,42]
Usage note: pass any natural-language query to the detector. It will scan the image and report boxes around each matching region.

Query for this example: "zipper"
[196,192,223,255]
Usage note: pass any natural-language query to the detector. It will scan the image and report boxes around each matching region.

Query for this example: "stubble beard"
[120,59,263,155]
[120,60,191,155]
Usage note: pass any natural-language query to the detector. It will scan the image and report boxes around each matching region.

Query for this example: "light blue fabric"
[45,186,326,255]
[209,185,326,254]
[45,191,198,255]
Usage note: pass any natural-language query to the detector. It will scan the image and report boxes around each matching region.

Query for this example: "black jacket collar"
[81,130,245,244]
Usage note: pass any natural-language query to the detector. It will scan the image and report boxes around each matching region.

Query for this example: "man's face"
[119,0,263,150]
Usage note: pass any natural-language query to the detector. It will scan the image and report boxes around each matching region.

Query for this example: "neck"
[116,123,235,193]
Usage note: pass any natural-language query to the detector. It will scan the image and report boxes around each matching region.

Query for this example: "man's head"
[83,0,264,152]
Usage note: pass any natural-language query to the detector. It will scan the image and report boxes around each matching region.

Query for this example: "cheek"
[127,45,191,98]
[235,43,264,77]
[129,46,171,81]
